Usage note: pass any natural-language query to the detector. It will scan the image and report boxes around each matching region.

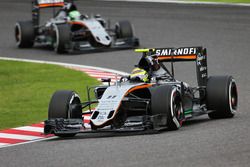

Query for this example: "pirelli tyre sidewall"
[15,21,35,48]
[115,20,134,39]
[151,85,184,130]
[48,90,82,120]
[48,90,82,137]
[206,76,238,119]
[53,24,71,54]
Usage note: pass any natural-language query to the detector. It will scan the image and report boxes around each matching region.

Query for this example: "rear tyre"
[48,90,82,137]
[206,76,238,119]
[115,20,134,38]
[15,21,34,48]
[53,24,71,54]
[151,85,184,130]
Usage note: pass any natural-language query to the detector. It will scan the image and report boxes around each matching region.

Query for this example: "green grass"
[189,0,250,3]
[0,60,100,130]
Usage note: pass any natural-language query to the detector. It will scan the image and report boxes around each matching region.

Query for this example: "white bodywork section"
[81,18,112,46]
[91,83,145,126]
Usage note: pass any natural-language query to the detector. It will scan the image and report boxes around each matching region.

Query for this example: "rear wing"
[135,47,208,87]
[34,0,65,8]
[135,47,201,62]
[155,47,197,62]
[32,0,66,29]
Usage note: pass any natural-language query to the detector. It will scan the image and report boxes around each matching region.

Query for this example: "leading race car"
[15,0,139,54]
[44,47,238,137]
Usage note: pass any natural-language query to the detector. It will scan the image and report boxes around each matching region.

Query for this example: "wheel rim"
[15,23,21,46]
[53,24,59,51]
[173,99,183,120]
[115,23,121,38]
[170,89,183,128]
[69,93,81,119]
[229,79,238,113]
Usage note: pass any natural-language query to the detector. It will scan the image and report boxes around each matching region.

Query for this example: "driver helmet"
[138,56,160,72]
[130,68,149,82]
[69,10,81,21]
[147,56,160,71]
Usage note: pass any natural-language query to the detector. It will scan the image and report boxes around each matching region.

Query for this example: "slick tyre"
[53,24,71,54]
[48,90,82,119]
[15,21,34,48]
[48,90,82,137]
[206,76,238,119]
[151,85,184,130]
[115,20,134,38]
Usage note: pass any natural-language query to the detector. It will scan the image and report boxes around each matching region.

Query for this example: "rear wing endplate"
[32,0,65,29]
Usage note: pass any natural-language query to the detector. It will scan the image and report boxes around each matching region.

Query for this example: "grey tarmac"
[0,0,250,167]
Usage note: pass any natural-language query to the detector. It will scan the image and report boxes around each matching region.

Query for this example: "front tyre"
[48,90,82,137]
[151,85,184,130]
[53,24,71,54]
[115,20,134,38]
[206,76,238,119]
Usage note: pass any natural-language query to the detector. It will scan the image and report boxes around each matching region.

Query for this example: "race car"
[15,0,139,54]
[44,47,238,137]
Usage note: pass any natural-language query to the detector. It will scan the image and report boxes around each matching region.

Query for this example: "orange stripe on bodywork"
[38,2,64,8]
[158,54,196,61]
[69,21,86,27]
[116,84,153,117]
[112,84,152,117]
[126,84,153,95]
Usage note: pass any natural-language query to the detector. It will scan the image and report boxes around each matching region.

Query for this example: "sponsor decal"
[196,53,207,78]
[155,47,197,56]
[184,109,192,115]
[107,95,117,99]
[196,53,206,66]
[199,66,207,72]
[97,112,107,120]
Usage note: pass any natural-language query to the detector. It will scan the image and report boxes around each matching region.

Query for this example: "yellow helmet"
[130,68,149,82]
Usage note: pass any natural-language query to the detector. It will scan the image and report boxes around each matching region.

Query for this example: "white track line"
[0,136,58,148]
[0,133,43,140]
[0,57,129,76]
[88,74,119,79]
[0,143,9,146]
[13,126,44,133]
[84,72,117,76]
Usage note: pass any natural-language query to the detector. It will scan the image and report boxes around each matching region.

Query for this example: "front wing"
[44,114,167,136]
[72,37,139,52]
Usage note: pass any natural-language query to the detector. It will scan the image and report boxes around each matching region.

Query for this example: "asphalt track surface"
[0,0,250,167]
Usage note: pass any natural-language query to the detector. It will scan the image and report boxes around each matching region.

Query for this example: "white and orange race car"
[44,47,238,137]
[15,0,139,54]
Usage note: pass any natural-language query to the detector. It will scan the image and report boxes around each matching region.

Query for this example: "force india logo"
[155,47,197,56]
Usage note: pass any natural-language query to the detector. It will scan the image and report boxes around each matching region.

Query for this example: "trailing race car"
[15,0,139,53]
[44,47,238,137]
